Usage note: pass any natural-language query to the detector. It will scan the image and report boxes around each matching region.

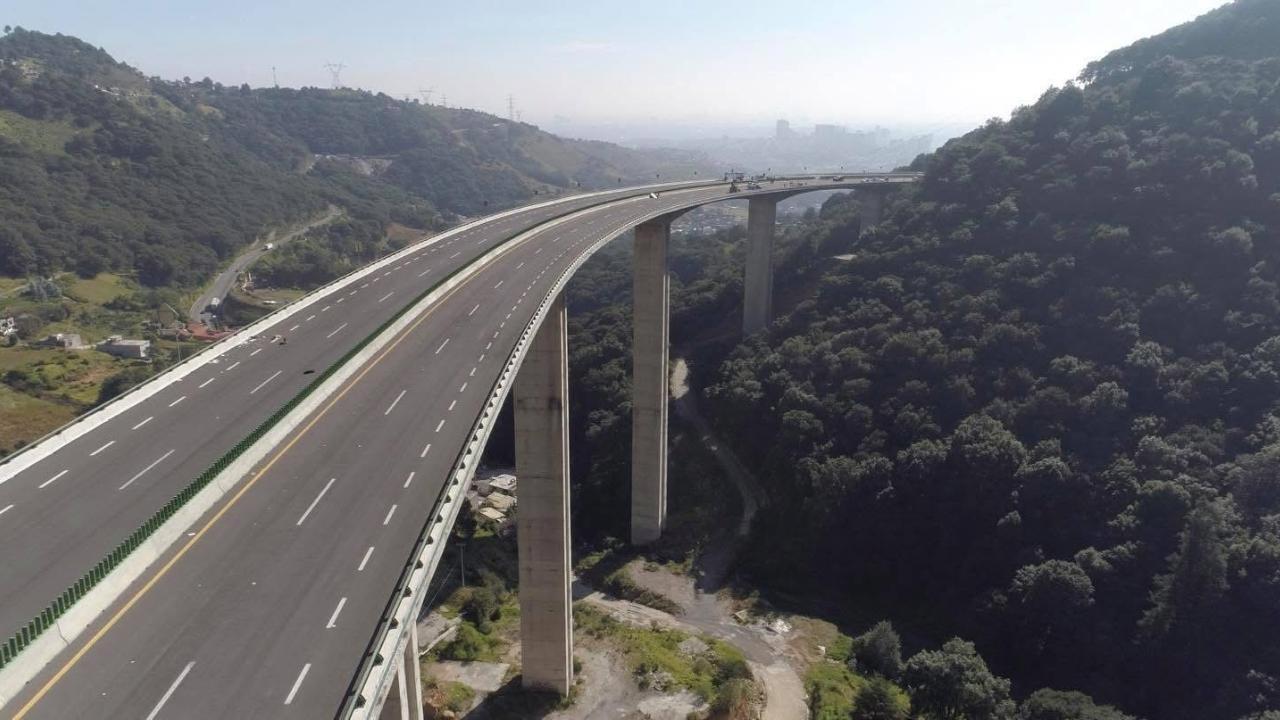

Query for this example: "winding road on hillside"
[0,174,915,719]
[188,206,343,326]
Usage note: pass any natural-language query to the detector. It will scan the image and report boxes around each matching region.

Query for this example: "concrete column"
[859,191,883,230]
[743,196,777,335]
[515,293,574,695]
[378,624,423,720]
[403,622,424,720]
[632,220,670,545]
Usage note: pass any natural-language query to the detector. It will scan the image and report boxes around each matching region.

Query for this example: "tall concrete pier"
[743,196,777,335]
[514,293,574,694]
[631,219,670,545]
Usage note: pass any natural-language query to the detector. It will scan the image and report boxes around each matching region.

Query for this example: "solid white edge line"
[144,660,195,720]
[296,477,337,526]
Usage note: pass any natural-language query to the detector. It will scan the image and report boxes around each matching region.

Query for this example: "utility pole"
[440,93,447,108]
[507,94,515,122]
[272,66,278,88]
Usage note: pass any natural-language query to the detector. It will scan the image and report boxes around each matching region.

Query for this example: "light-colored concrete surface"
[751,660,808,720]
[743,196,777,335]
[425,661,510,694]
[514,293,574,694]
[631,219,670,546]
[637,690,706,719]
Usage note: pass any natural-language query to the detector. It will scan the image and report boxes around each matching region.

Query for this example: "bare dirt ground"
[618,562,809,720]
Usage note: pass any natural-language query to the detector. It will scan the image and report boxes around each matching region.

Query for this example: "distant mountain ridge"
[0,28,712,286]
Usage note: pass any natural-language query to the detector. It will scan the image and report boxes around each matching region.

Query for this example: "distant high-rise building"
[776,119,794,140]
[813,123,846,139]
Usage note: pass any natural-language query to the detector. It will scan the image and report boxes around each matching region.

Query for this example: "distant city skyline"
[6,0,1228,134]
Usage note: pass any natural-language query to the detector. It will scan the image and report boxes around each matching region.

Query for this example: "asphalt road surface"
[1,176,912,719]
[187,207,342,326]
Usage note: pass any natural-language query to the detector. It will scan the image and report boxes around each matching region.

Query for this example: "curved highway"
[0,175,914,718]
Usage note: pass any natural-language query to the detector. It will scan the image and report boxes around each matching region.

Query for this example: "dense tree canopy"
[674,3,1280,718]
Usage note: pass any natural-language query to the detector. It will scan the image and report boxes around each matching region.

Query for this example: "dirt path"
[670,358,765,539]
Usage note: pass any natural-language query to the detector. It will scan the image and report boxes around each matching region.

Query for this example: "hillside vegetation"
[690,2,1280,718]
[0,27,710,287]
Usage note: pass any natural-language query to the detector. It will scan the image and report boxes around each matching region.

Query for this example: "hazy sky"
[7,0,1228,130]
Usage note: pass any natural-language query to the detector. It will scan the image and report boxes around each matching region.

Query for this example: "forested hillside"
[684,2,1280,718]
[0,27,709,287]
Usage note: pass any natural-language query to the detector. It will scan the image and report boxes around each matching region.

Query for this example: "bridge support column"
[859,191,883,230]
[379,622,423,720]
[632,220,670,545]
[515,292,574,695]
[743,196,777,335]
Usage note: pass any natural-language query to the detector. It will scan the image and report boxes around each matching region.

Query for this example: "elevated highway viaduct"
[0,173,918,719]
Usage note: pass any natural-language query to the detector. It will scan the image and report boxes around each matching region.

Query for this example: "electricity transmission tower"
[323,62,346,89]
[418,87,434,105]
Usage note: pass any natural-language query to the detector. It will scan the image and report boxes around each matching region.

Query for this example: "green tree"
[1018,689,1135,720]
[854,676,910,720]
[849,621,904,679]
[903,639,1015,720]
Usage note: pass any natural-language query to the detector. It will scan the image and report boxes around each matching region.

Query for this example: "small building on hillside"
[477,507,507,525]
[98,336,150,359]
